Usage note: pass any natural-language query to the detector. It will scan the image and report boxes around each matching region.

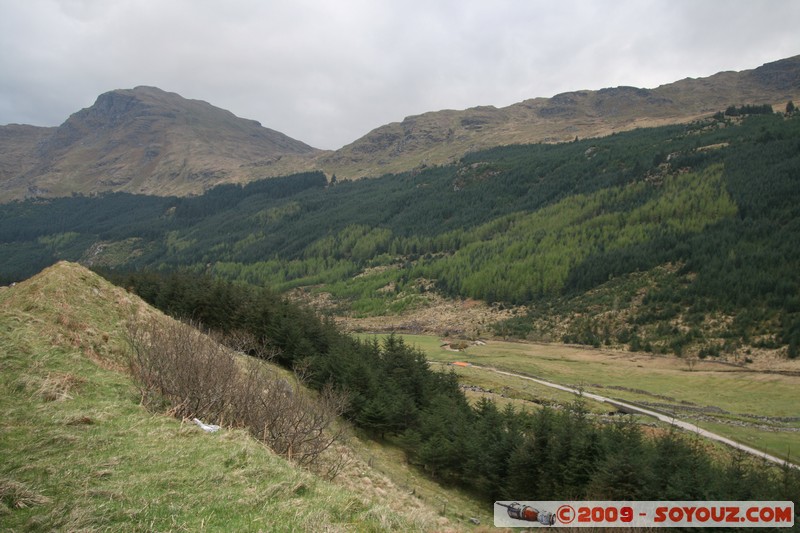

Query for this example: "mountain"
[1,56,799,201]
[320,55,800,178]
[0,123,55,193]
[0,86,323,201]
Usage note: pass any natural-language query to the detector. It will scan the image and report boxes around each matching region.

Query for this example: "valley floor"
[355,331,800,467]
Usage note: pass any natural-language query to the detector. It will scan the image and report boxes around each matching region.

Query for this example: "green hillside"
[2,111,800,357]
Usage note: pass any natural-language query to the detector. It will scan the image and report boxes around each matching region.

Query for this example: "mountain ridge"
[322,55,800,178]
[1,55,799,201]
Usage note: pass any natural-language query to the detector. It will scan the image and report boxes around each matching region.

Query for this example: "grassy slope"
[0,263,476,532]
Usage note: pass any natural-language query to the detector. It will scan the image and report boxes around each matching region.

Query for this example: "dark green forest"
[104,268,800,505]
[2,112,800,355]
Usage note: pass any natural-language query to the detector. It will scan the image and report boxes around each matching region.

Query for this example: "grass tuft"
[35,372,86,402]
[0,478,50,509]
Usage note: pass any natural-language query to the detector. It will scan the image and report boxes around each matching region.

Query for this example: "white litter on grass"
[192,418,220,433]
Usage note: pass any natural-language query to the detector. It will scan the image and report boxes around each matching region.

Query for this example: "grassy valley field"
[359,333,800,465]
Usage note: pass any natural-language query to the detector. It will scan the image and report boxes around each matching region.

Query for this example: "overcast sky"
[1,0,799,149]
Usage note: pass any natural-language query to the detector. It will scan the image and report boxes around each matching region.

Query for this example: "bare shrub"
[212,329,277,362]
[232,357,349,466]
[126,318,241,422]
[314,442,355,481]
[125,317,348,466]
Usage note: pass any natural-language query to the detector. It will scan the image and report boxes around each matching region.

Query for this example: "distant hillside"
[0,86,323,201]
[0,124,55,190]
[321,55,800,178]
[3,112,800,361]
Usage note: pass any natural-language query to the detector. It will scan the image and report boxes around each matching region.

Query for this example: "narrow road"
[467,363,799,470]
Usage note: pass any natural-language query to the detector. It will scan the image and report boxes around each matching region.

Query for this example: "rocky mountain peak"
[0,86,322,200]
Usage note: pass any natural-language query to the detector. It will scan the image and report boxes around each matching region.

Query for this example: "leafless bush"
[231,357,349,466]
[127,318,240,421]
[212,329,278,362]
[125,317,348,466]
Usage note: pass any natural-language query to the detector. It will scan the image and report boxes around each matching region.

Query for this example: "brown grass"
[0,478,50,510]
[335,290,521,338]
[35,372,86,402]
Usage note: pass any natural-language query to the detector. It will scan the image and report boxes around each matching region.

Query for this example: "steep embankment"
[0,262,458,531]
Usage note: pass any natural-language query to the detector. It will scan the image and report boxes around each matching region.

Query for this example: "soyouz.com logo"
[493,501,795,528]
